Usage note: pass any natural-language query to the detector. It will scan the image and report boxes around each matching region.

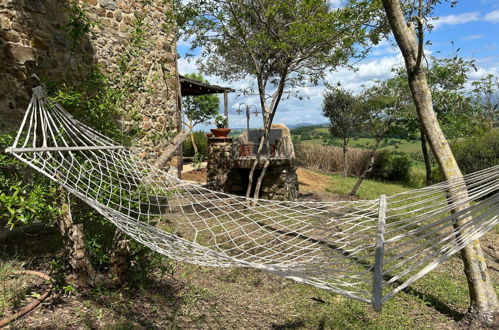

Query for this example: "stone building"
[0,0,179,164]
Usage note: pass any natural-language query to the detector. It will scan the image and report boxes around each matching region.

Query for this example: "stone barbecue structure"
[206,124,299,201]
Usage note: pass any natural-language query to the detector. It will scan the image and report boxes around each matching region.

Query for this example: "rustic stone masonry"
[206,125,299,201]
[206,137,234,191]
[0,0,179,164]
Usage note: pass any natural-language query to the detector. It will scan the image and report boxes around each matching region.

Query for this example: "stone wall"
[206,137,233,191]
[0,0,179,164]
[206,137,299,201]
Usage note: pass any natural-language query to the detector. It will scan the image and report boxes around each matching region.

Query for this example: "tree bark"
[382,0,499,324]
[350,137,382,195]
[342,138,349,177]
[110,229,131,286]
[57,190,96,284]
[189,118,199,156]
[246,70,287,202]
[420,128,433,186]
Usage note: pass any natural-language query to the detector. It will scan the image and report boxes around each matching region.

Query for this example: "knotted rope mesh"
[6,87,499,309]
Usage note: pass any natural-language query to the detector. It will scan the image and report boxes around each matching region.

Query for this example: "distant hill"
[286,122,328,128]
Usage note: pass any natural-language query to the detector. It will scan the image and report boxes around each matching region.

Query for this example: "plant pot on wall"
[210,128,231,137]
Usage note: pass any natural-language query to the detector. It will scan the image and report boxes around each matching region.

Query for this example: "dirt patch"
[297,167,331,194]
[182,168,207,183]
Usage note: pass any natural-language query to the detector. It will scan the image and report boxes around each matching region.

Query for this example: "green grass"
[292,126,421,154]
[325,173,410,199]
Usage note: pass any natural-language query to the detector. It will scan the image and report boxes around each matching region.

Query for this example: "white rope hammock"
[5,86,499,311]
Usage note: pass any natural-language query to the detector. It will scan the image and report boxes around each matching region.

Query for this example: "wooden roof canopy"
[179,75,235,96]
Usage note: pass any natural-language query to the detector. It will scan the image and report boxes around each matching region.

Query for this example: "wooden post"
[174,49,183,179]
[372,194,387,312]
[224,91,229,119]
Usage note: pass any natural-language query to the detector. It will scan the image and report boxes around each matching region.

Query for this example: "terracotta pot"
[239,143,253,157]
[210,128,231,137]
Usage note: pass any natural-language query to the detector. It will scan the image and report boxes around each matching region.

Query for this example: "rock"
[5,44,36,63]
[1,31,20,43]
[24,0,46,13]
[31,36,49,50]
[53,31,68,47]
[99,0,117,10]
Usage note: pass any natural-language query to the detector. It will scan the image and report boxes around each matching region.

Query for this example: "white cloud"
[461,34,484,41]
[484,9,499,23]
[430,12,480,30]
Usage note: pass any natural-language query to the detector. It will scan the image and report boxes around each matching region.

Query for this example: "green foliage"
[213,114,228,129]
[50,67,130,144]
[428,56,486,138]
[183,131,208,157]
[192,153,204,170]
[183,73,220,129]
[452,130,499,174]
[322,86,366,145]
[471,74,499,130]
[62,1,96,51]
[369,151,412,182]
[50,258,77,296]
[0,134,61,230]
[125,240,176,289]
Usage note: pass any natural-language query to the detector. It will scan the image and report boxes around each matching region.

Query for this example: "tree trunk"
[350,137,382,196]
[189,118,198,156]
[342,138,349,177]
[57,190,96,284]
[382,0,499,324]
[110,229,131,286]
[246,71,287,202]
[420,128,433,186]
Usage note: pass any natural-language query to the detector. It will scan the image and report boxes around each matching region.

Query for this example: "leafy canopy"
[182,73,220,127]
[177,0,384,101]
[322,86,366,142]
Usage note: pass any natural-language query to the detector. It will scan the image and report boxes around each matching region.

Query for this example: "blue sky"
[177,0,499,131]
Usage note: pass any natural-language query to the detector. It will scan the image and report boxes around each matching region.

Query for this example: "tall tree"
[322,87,364,177]
[380,0,498,324]
[471,74,499,131]
[182,73,220,156]
[177,0,383,201]
[349,79,406,195]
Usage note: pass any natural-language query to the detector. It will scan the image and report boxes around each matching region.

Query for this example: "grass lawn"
[293,126,422,154]
[0,168,497,329]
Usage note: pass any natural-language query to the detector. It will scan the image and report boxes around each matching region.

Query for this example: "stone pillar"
[206,137,234,191]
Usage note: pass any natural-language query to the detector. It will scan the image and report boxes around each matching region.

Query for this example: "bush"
[295,144,372,176]
[183,131,208,157]
[452,130,499,174]
[0,133,61,229]
[369,151,412,182]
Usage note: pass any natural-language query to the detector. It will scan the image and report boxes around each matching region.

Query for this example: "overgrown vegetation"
[295,144,415,186]
[182,131,208,158]
[0,134,61,230]
[452,130,499,174]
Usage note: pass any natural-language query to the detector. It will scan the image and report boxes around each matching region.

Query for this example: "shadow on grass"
[254,220,465,322]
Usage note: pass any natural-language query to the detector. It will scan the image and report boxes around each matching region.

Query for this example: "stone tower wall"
[0,0,179,163]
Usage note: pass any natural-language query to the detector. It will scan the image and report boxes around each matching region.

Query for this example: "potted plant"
[210,114,230,137]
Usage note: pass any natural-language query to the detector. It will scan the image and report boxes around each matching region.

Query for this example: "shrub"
[369,151,412,182]
[183,131,208,157]
[452,130,499,174]
[0,134,61,229]
[295,144,372,176]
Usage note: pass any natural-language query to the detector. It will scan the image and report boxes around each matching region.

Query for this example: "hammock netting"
[6,86,499,310]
